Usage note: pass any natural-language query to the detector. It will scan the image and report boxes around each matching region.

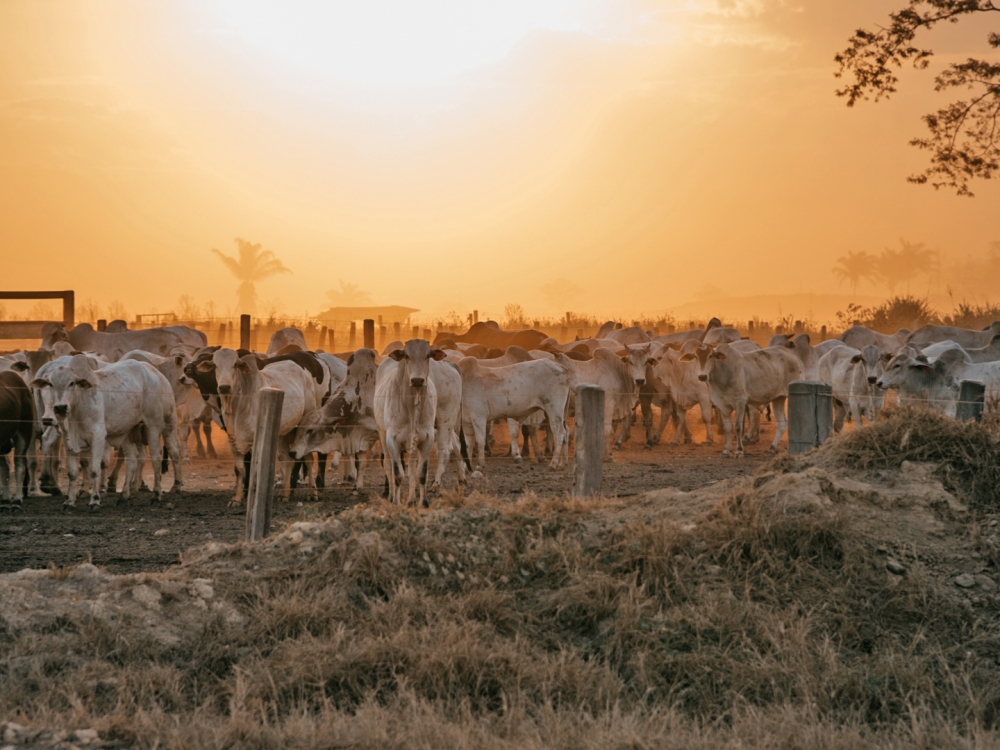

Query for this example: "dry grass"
[4,445,1000,746]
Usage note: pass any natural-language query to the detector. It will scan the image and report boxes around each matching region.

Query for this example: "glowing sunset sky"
[1,1,997,321]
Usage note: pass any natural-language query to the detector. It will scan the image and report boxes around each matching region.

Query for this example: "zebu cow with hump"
[817,345,887,432]
[906,322,1000,351]
[0,371,35,511]
[680,342,802,456]
[917,335,1000,363]
[459,357,572,473]
[196,349,318,506]
[31,356,182,508]
[595,322,650,346]
[266,327,309,356]
[290,348,380,490]
[767,333,830,381]
[838,325,910,355]
[41,322,186,362]
[653,344,715,445]
[618,342,666,450]
[554,349,637,458]
[374,340,462,506]
[701,318,742,346]
[433,321,548,351]
[105,320,207,349]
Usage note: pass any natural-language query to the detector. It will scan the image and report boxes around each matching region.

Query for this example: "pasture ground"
[0,413,776,574]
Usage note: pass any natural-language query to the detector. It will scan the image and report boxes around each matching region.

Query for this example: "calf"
[680,343,802,456]
[818,344,887,432]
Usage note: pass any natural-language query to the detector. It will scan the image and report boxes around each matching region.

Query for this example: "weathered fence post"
[573,385,605,498]
[788,381,833,455]
[820,325,827,342]
[251,325,259,353]
[97,319,107,332]
[379,325,387,349]
[319,325,327,350]
[413,325,420,340]
[216,323,226,346]
[327,329,335,351]
[473,310,479,324]
[363,319,375,349]
[394,322,401,341]
[240,314,251,350]
[423,328,432,341]
[349,322,357,348]
[956,380,986,422]
[245,387,285,542]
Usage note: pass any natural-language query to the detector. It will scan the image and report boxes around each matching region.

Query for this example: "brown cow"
[432,322,547,351]
[0,371,36,511]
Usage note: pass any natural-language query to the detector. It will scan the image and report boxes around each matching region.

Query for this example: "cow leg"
[640,392,655,449]
[315,452,327,489]
[733,402,747,457]
[526,427,543,464]
[27,441,40,496]
[506,419,523,465]
[179,419,194,461]
[833,399,847,433]
[163,425,184,494]
[106,447,124,494]
[770,397,788,452]
[717,406,735,457]
[40,428,62,496]
[544,405,568,469]
[88,429,107,508]
[472,419,487,476]
[0,454,10,510]
[203,421,218,458]
[121,442,140,503]
[228,439,246,507]
[13,432,29,510]
[64,453,81,508]
[382,433,402,504]
[144,427,165,502]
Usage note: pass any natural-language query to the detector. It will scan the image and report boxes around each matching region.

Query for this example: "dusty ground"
[0,413,777,574]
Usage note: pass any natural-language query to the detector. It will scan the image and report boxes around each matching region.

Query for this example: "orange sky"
[1,1,998,323]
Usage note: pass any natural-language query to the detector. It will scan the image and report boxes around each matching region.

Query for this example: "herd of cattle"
[0,317,998,510]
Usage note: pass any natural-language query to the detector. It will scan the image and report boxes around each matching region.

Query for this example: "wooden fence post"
[97,319,107,332]
[820,325,827,342]
[216,323,226,346]
[363,319,375,349]
[573,385,605,498]
[349,322,357,348]
[319,326,327,350]
[251,325,259,353]
[328,329,335,351]
[245,387,285,541]
[423,328,432,341]
[956,380,986,422]
[240,314,251,350]
[394,322,401,341]
[473,310,479,324]
[788,381,833,455]
[379,325,387,349]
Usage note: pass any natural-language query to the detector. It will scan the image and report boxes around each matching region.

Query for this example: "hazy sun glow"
[207,1,591,87]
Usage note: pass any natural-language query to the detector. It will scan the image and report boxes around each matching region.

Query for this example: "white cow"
[374,340,446,506]
[197,349,318,505]
[917,336,1000,364]
[40,323,186,362]
[459,357,572,473]
[680,343,803,456]
[876,348,1000,418]
[554,349,637,458]
[653,348,715,445]
[31,357,182,508]
[818,344,887,432]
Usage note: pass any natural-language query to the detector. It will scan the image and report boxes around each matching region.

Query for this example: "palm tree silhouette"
[212,238,291,314]
[832,251,878,298]
[877,239,935,295]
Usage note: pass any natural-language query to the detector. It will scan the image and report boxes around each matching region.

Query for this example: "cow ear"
[880,352,892,362]
[911,363,933,373]
[197,360,216,372]
[30,378,50,388]
[388,349,406,361]
[850,354,863,364]
[678,353,695,362]
[72,378,93,389]
[174,355,185,366]
[784,341,795,349]
[711,351,726,360]
[346,353,355,366]
[430,349,446,361]
[647,358,659,366]
[235,359,251,372]
[10,361,29,372]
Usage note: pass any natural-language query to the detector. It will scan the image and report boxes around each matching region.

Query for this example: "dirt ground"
[0,413,779,574]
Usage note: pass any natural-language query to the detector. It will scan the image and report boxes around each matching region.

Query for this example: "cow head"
[622,343,657,386]
[197,348,240,395]
[387,339,445,388]
[679,344,724,382]
[30,357,95,428]
[876,351,932,391]
[850,344,884,385]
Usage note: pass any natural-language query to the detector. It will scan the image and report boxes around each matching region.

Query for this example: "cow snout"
[218,384,231,394]
[42,417,54,427]
[876,379,888,390]
[635,378,645,386]
[54,404,69,417]
[410,378,425,388]
[698,374,708,382]
[867,375,877,384]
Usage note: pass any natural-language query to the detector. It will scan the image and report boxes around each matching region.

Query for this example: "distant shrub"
[836,296,938,333]
[942,301,1000,331]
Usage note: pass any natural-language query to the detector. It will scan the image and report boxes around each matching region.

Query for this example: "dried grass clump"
[3,486,1000,747]
[816,406,1000,510]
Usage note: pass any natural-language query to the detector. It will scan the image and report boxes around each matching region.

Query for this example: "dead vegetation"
[5,414,1000,747]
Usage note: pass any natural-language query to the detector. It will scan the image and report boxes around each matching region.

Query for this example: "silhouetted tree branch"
[835,1,1000,196]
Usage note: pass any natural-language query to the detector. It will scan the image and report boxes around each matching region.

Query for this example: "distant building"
[316,306,419,325]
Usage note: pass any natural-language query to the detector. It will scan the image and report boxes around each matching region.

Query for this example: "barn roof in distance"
[316,305,419,323]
